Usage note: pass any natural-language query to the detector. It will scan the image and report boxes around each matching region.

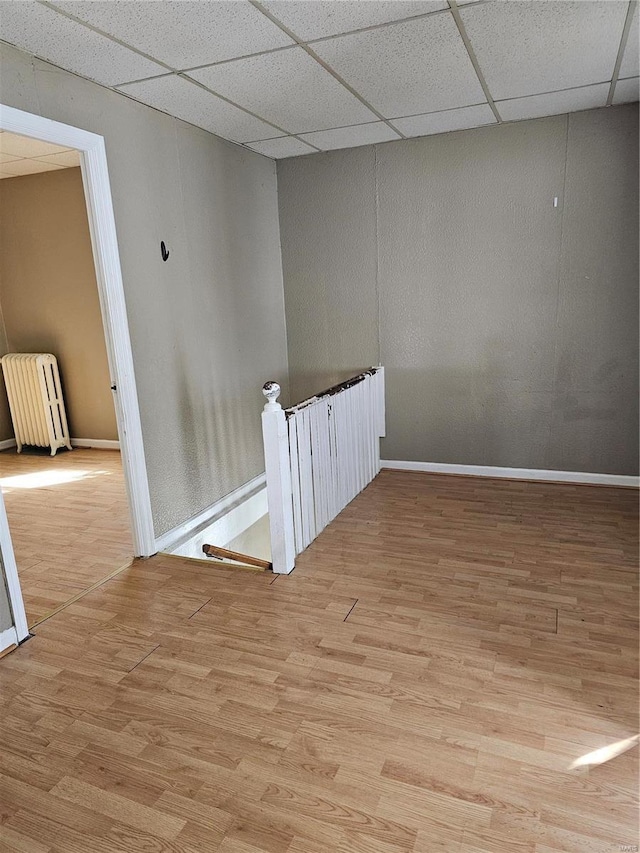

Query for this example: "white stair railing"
[261,367,385,574]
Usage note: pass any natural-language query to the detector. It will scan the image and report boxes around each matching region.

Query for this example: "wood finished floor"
[0,469,638,852]
[0,448,133,626]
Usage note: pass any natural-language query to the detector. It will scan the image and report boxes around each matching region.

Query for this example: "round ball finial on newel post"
[262,381,281,411]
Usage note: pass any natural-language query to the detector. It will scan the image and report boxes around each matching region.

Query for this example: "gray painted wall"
[0,43,289,537]
[278,104,639,476]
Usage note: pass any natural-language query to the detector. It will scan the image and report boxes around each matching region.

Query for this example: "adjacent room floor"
[0,470,637,852]
[0,447,133,626]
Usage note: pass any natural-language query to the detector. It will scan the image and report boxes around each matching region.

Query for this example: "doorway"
[0,104,155,643]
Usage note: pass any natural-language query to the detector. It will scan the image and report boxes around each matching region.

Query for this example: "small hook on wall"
[160,241,170,262]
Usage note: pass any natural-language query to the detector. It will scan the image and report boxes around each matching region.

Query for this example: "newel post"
[261,382,296,574]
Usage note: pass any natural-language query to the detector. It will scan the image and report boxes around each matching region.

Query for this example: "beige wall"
[278,104,639,476]
[0,167,118,441]
[0,42,289,538]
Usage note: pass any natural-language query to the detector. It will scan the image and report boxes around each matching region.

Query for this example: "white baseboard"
[381,460,640,488]
[0,626,19,654]
[0,438,119,451]
[155,472,267,556]
[71,439,120,450]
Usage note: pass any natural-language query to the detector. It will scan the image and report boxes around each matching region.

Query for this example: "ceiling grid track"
[304,1,486,45]
[447,0,502,123]
[606,0,638,105]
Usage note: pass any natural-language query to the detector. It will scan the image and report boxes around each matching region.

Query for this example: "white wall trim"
[71,439,120,450]
[0,490,28,641]
[0,625,19,654]
[155,473,267,554]
[0,103,155,558]
[381,460,640,488]
[0,438,120,451]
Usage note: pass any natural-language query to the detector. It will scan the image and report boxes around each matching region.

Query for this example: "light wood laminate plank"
[0,469,637,852]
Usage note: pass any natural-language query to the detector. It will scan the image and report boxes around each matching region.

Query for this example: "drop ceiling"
[0,130,80,178]
[0,1,638,160]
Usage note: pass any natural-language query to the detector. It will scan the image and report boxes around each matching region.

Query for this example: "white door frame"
[0,104,156,639]
[0,488,27,642]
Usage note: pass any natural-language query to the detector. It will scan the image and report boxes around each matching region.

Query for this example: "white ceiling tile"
[613,76,640,104]
[392,103,496,137]
[35,150,82,168]
[118,75,283,143]
[312,14,486,119]
[0,159,63,178]
[51,1,294,73]
[299,121,401,151]
[497,84,610,122]
[189,47,376,134]
[0,2,166,87]
[246,137,317,159]
[619,5,639,80]
[0,132,72,158]
[261,1,447,41]
[460,1,628,101]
